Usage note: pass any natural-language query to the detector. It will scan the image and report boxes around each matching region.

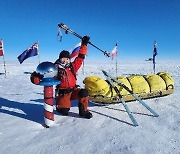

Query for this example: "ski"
[102,70,159,117]
[103,71,138,126]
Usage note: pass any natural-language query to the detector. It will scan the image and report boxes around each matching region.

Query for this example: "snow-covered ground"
[0,60,180,154]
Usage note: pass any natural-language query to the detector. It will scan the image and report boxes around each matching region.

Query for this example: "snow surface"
[0,60,180,154]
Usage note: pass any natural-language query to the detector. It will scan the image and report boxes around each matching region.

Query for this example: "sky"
[0,0,180,62]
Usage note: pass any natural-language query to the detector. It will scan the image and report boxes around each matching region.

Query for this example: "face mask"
[59,62,70,68]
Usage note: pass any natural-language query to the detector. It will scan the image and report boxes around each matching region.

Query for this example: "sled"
[83,72,174,104]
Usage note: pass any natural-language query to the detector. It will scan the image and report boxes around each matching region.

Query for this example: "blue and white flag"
[70,42,81,58]
[153,41,158,74]
[17,43,38,64]
[153,41,158,57]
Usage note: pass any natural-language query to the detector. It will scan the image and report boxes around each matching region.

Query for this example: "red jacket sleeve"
[72,45,87,73]
[79,45,87,55]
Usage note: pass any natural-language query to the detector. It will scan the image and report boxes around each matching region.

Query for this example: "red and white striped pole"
[44,86,54,128]
[32,61,60,128]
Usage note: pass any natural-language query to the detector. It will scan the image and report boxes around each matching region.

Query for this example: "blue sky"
[1,0,180,62]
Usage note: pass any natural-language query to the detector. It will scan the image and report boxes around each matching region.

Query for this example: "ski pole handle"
[58,23,82,39]
[58,23,110,57]
[58,23,68,31]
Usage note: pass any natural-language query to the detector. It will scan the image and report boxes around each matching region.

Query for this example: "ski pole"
[58,23,110,57]
[102,70,159,117]
[103,71,138,126]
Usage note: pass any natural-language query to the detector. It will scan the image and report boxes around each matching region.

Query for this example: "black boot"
[78,103,92,119]
[56,108,70,116]
[84,111,93,119]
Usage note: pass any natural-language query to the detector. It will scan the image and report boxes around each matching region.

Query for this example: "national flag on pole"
[111,43,118,60]
[17,43,38,64]
[0,39,7,76]
[152,40,158,74]
[153,41,158,57]
[0,39,4,56]
[70,42,81,58]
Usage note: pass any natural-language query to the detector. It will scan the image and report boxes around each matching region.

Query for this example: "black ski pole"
[102,70,159,117]
[102,70,138,126]
[58,23,110,57]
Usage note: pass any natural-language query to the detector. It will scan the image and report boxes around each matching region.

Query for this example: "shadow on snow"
[0,97,149,126]
[0,97,97,125]
[0,97,44,125]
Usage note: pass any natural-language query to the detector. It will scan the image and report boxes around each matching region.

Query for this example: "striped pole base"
[44,86,54,127]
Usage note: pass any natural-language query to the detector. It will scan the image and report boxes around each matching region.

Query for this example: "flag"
[153,41,157,74]
[70,42,81,58]
[0,39,4,56]
[111,43,118,60]
[153,41,157,57]
[17,43,38,64]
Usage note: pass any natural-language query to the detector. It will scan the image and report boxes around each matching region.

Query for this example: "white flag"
[111,43,118,60]
[0,39,4,56]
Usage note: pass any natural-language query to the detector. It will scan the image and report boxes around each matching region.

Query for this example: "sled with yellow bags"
[83,72,174,104]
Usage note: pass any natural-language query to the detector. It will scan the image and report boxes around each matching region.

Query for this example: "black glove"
[30,71,44,85]
[31,71,44,79]
[82,35,90,46]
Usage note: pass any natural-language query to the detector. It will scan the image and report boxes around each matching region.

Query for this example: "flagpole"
[115,42,118,77]
[3,56,7,77]
[82,61,85,75]
[38,51,40,64]
[37,41,40,64]
[115,57,117,77]
[153,56,155,74]
[153,40,157,74]
[111,42,118,77]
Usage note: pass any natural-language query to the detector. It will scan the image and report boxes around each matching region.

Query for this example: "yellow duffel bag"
[144,74,166,92]
[116,76,132,95]
[83,76,112,97]
[157,72,174,89]
[128,75,150,94]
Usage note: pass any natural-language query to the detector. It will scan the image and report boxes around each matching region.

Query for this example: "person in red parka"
[54,36,92,119]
